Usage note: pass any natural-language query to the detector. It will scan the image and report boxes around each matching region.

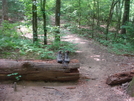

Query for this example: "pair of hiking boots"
[57,51,70,66]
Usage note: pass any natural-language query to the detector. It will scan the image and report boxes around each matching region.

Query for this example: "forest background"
[0,0,134,60]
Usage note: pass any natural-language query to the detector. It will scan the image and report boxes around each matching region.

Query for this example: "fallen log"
[106,70,134,85]
[0,59,80,81]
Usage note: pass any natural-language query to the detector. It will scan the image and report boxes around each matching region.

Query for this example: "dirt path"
[0,29,134,101]
[61,29,132,101]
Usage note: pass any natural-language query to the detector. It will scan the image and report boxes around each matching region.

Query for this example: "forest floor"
[1,24,134,101]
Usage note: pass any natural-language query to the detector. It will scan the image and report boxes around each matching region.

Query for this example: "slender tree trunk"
[2,0,8,21]
[97,0,100,26]
[55,0,61,42]
[115,0,123,39]
[121,0,130,34]
[41,0,47,45]
[87,0,91,26]
[32,0,38,43]
[92,0,96,38]
[78,0,81,28]
[105,0,119,40]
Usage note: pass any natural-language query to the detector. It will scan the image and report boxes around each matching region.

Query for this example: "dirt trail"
[61,29,131,101]
[0,29,134,101]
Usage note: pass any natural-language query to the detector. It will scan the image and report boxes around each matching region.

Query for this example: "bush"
[0,21,77,59]
[121,22,134,44]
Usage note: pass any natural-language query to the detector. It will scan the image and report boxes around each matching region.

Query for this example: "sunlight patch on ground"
[75,50,83,53]
[17,25,33,39]
[21,33,33,39]
[90,55,105,62]
[62,34,88,44]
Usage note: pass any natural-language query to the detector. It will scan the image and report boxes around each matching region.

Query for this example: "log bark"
[0,59,80,81]
[106,70,134,85]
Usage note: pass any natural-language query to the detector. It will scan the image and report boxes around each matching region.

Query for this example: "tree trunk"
[92,0,96,38]
[115,0,122,38]
[32,0,38,43]
[96,0,100,26]
[0,59,80,81]
[2,0,8,21]
[55,0,61,42]
[127,77,134,97]
[78,0,81,28]
[121,0,130,34]
[41,0,47,45]
[105,0,119,40]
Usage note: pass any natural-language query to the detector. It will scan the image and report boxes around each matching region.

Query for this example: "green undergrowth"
[98,39,134,55]
[0,21,77,60]
[97,23,134,55]
[63,22,134,55]
[62,23,92,38]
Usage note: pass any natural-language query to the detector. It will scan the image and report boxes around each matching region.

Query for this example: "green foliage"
[7,0,25,20]
[47,41,77,52]
[0,21,55,59]
[109,43,134,55]
[63,24,78,33]
[66,21,134,55]
[7,73,22,81]
[1,0,133,57]
[96,33,134,55]
[19,42,55,59]
[106,22,134,54]
[0,21,20,38]
[0,21,21,51]
[0,20,77,59]
[121,22,134,44]
[61,0,113,26]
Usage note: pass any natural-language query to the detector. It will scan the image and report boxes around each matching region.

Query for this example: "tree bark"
[127,77,134,97]
[105,0,119,40]
[0,59,80,81]
[106,70,134,85]
[115,0,122,38]
[2,0,8,21]
[55,0,61,42]
[41,0,47,45]
[121,0,130,34]
[32,0,38,43]
[92,0,96,38]
[78,0,81,28]
[96,0,100,26]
